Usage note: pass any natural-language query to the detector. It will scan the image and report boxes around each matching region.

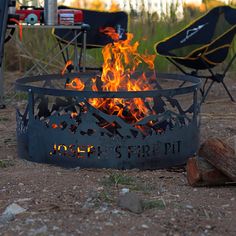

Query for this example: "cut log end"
[186,157,201,186]
[198,138,236,181]
[186,156,231,187]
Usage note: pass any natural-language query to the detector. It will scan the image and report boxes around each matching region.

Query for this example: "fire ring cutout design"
[16,72,201,169]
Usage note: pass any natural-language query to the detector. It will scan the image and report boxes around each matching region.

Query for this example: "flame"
[66,77,85,91]
[89,28,156,123]
[66,28,156,124]
[100,27,120,41]
[61,60,73,76]
[70,112,78,118]
[52,123,58,129]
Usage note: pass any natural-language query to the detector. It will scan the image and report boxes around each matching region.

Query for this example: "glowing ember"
[70,112,78,118]
[52,123,58,129]
[66,28,157,124]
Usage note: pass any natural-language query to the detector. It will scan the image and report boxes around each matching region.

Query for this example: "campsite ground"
[0,73,236,236]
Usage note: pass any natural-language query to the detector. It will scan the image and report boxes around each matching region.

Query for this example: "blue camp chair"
[155,6,236,103]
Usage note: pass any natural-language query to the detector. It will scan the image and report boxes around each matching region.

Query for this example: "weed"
[0,159,14,168]
[98,190,114,203]
[143,199,166,210]
[103,173,136,187]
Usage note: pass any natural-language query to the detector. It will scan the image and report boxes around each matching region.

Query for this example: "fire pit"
[15,71,201,169]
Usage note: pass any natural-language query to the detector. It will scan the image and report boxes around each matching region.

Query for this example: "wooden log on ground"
[198,138,236,181]
[186,156,230,187]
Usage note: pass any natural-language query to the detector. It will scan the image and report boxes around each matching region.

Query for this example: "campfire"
[15,28,201,169]
[65,28,157,129]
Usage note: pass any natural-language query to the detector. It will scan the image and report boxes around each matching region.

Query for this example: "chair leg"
[221,81,235,102]
[201,80,215,104]
[200,78,208,97]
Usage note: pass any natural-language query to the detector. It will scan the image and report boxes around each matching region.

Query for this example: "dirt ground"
[0,73,236,236]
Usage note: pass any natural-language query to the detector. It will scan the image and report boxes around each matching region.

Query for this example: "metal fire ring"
[15,72,201,170]
[16,72,201,98]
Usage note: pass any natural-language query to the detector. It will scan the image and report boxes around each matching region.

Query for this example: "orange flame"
[52,123,58,129]
[61,60,73,76]
[67,28,156,124]
[70,112,78,118]
[89,28,156,123]
[100,27,120,41]
[66,77,85,91]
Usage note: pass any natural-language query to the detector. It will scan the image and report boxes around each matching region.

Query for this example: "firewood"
[186,156,230,186]
[199,138,236,181]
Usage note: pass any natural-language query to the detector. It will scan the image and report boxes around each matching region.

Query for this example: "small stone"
[97,186,104,191]
[120,188,129,195]
[205,225,212,229]
[29,225,48,236]
[111,209,121,214]
[117,192,143,214]
[141,224,149,229]
[185,204,194,209]
[73,167,80,171]
[105,222,114,226]
[18,183,24,186]
[0,203,26,224]
[53,226,60,231]
[3,203,26,216]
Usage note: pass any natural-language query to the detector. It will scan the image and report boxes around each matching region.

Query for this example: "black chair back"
[55,7,128,48]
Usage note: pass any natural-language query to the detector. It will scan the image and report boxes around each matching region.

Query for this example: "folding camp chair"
[155,6,236,103]
[54,6,128,72]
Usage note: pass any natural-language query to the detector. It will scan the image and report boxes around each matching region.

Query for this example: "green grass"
[98,190,114,203]
[0,159,14,168]
[143,199,166,210]
[102,172,136,187]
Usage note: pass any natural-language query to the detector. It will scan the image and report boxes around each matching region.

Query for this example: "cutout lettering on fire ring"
[49,141,182,159]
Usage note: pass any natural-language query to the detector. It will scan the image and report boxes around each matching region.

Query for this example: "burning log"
[186,156,231,186]
[198,138,236,181]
